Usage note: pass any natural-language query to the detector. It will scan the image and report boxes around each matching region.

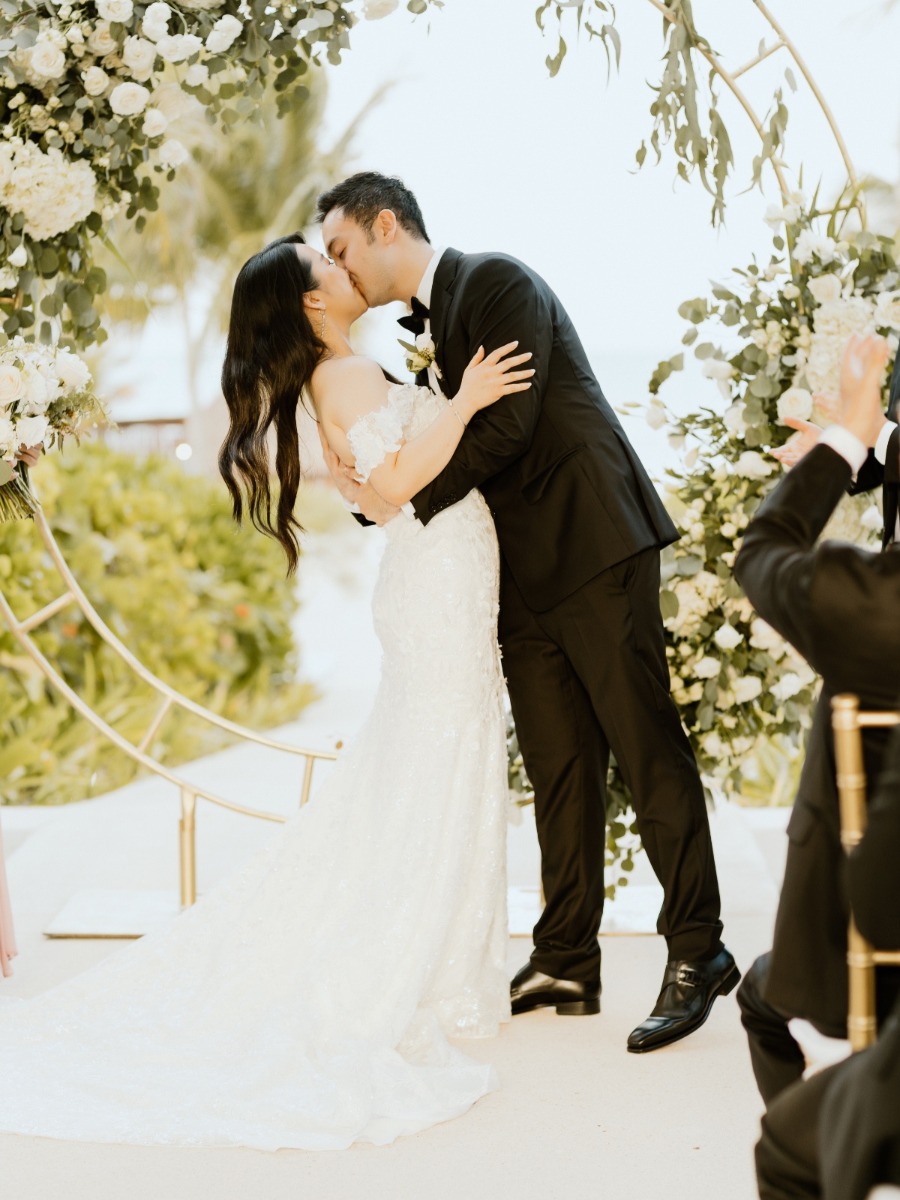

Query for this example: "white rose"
[141,106,168,137]
[141,1,171,41]
[156,33,203,62]
[205,14,243,53]
[771,672,803,702]
[54,348,91,391]
[860,504,883,532]
[158,138,189,168]
[97,0,134,19]
[735,450,775,479]
[693,657,721,680]
[414,332,435,354]
[8,244,27,269]
[122,35,158,80]
[86,21,117,56]
[713,623,742,651]
[777,386,813,424]
[185,62,209,87]
[82,64,110,95]
[875,290,900,330]
[21,366,50,411]
[807,274,842,306]
[793,229,838,267]
[734,676,763,704]
[646,402,667,430]
[27,37,68,81]
[14,414,50,448]
[109,81,150,115]
[364,0,399,16]
[0,364,23,404]
[701,358,735,381]
[722,403,747,435]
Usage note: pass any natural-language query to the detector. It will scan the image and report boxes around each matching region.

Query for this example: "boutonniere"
[399,332,442,381]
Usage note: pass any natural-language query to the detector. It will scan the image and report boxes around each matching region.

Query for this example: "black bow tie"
[397,295,430,337]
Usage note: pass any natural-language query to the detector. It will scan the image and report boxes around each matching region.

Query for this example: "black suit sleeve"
[410,258,550,524]
[848,722,900,949]
[733,444,853,664]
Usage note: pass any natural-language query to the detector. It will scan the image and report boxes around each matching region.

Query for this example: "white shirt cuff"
[819,425,868,474]
[874,420,898,465]
[401,501,418,522]
[340,497,362,515]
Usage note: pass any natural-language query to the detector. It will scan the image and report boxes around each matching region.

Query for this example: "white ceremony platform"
[1,514,789,1200]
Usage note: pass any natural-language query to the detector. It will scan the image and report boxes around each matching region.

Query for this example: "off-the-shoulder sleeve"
[345,387,416,482]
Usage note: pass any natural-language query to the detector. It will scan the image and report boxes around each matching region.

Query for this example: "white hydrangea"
[806,295,875,395]
[156,33,203,62]
[0,141,97,241]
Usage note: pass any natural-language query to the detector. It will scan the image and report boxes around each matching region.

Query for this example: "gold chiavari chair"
[832,694,900,1051]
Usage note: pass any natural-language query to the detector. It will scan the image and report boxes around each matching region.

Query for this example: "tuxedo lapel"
[429,248,463,382]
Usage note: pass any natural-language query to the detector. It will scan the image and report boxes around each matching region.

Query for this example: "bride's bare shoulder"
[310,355,391,430]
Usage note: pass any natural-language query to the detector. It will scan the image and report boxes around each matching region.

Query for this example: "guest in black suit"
[734,334,900,1105]
[754,721,900,1200]
[774,346,899,547]
[317,172,737,1050]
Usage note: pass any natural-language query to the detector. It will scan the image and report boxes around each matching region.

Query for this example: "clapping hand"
[837,332,890,446]
[14,444,41,468]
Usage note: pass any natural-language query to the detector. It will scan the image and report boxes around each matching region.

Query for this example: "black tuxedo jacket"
[848,351,900,548]
[820,1006,900,1200]
[410,249,678,612]
[734,444,900,1033]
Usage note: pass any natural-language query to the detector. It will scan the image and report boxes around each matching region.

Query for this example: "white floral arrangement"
[642,200,898,801]
[0,0,411,347]
[0,337,105,519]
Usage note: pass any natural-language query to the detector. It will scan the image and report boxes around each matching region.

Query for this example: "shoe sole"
[625,963,742,1054]
[512,996,601,1017]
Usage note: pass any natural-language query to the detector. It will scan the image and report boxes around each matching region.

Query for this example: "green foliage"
[0,442,314,805]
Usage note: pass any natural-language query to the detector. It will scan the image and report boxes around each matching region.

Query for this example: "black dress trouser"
[498,545,724,982]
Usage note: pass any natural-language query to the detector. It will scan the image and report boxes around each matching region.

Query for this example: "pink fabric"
[0,818,17,978]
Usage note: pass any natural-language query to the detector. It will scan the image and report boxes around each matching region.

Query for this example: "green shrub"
[0,443,315,805]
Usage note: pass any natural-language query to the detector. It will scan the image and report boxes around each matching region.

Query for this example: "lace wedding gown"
[0,383,510,1150]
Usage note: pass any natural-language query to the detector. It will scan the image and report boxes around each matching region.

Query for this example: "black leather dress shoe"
[510,963,601,1016]
[626,947,740,1053]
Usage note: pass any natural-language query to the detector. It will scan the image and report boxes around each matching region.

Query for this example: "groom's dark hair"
[316,172,430,243]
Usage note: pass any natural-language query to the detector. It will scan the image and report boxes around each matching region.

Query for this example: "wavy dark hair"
[219,233,326,575]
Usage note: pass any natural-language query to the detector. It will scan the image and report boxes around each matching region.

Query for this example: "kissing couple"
[0,172,736,1151]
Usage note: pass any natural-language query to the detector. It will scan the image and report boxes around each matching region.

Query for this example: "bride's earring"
[320,309,326,339]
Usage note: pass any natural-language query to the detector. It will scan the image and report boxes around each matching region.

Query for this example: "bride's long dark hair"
[219,232,326,575]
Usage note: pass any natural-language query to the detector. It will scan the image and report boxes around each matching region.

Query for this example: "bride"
[0,233,534,1151]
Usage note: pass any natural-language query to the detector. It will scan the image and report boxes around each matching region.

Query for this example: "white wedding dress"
[0,383,510,1150]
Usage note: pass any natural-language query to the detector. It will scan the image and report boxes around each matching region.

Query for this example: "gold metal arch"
[0,501,337,912]
[644,0,864,226]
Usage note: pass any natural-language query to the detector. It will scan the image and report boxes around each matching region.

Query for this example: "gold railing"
[832,694,900,1052]
[0,502,338,909]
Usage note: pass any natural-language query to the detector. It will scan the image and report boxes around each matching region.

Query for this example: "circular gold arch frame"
[0,0,865,916]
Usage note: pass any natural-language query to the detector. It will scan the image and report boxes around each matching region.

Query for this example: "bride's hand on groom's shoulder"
[455,342,535,422]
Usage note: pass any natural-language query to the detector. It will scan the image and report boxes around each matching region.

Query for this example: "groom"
[316,172,738,1051]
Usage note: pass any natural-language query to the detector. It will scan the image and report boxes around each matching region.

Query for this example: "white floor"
[1,510,789,1199]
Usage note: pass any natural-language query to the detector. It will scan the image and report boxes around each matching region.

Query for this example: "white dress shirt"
[874,419,900,541]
